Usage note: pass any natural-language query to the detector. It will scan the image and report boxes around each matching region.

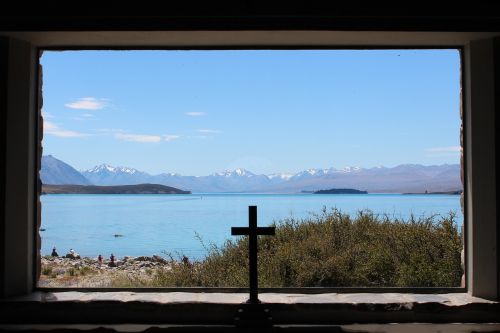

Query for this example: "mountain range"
[40,155,462,194]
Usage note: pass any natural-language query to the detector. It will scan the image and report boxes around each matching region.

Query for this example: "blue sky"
[41,50,461,176]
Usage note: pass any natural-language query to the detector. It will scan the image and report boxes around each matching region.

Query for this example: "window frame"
[0,30,497,301]
[35,44,466,294]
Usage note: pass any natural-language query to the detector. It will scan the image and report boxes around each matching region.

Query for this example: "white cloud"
[41,110,54,118]
[81,113,94,117]
[163,135,180,142]
[65,97,107,110]
[197,129,221,134]
[44,121,88,138]
[115,133,162,143]
[185,112,206,117]
[426,146,461,153]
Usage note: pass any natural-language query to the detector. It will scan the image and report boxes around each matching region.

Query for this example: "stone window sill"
[1,292,499,325]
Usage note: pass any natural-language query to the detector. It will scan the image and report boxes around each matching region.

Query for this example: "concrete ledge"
[2,324,500,333]
[1,292,499,325]
[2,291,493,305]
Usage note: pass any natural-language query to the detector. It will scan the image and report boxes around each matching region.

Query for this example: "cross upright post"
[231,205,275,304]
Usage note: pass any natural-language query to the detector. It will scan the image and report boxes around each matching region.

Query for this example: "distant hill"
[314,188,368,194]
[42,183,191,194]
[41,155,92,185]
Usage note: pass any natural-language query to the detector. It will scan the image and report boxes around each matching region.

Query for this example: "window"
[38,49,464,290]
[0,30,497,303]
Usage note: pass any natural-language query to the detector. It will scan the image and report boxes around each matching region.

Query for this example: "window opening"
[37,49,464,289]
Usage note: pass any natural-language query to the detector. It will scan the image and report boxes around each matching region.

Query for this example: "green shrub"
[112,209,463,288]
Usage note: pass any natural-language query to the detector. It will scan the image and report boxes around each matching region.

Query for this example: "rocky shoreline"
[39,255,173,287]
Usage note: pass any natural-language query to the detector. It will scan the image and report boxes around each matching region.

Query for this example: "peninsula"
[403,190,462,195]
[313,188,368,194]
[41,183,191,195]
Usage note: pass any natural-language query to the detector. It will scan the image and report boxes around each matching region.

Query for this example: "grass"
[41,266,53,276]
[41,262,97,279]
[112,208,463,288]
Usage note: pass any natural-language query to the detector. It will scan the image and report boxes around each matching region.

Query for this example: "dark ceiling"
[1,2,500,31]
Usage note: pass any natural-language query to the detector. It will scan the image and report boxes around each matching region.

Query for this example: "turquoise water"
[40,193,462,259]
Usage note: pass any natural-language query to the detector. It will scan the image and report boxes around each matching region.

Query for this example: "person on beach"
[65,248,80,259]
[98,254,103,265]
[51,247,58,257]
[108,253,116,267]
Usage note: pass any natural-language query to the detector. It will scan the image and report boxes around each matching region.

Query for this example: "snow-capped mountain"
[290,168,333,180]
[85,164,140,175]
[260,164,460,194]
[81,164,151,186]
[267,173,294,181]
[213,168,255,177]
[41,155,462,194]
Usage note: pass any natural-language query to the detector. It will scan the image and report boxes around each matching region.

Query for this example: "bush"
[112,209,463,288]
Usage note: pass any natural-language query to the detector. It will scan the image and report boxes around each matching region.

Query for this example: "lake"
[40,193,462,259]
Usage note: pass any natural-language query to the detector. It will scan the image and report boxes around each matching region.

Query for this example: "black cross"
[231,206,275,304]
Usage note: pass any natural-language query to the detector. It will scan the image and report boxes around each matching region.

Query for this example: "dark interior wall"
[494,38,500,301]
[0,37,7,298]
[0,12,499,333]
[2,3,500,31]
